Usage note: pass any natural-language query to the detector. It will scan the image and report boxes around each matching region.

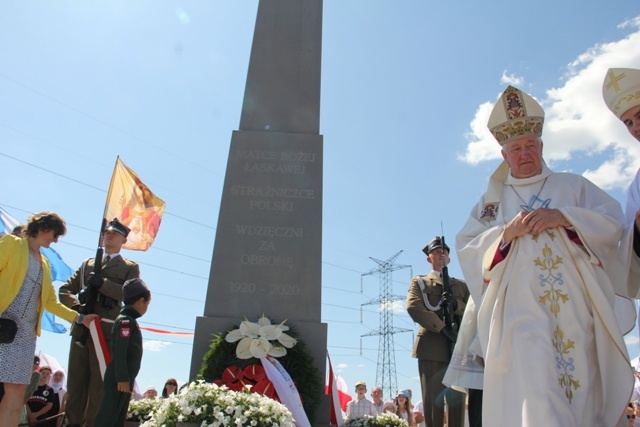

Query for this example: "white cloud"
[583,146,640,189]
[500,71,524,87]
[619,16,640,30]
[378,299,407,315]
[143,340,172,352]
[337,363,349,370]
[458,102,499,164]
[625,332,639,347]
[460,17,640,190]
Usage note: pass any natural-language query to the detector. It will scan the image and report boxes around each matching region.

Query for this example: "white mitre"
[487,85,544,146]
[602,67,640,119]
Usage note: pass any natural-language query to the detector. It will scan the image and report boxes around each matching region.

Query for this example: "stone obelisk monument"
[191,0,328,425]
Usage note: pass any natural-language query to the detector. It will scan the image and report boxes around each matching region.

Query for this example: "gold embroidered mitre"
[488,85,544,146]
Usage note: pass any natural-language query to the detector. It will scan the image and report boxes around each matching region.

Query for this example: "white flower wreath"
[224,315,297,359]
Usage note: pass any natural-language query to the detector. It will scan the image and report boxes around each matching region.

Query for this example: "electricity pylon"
[361,250,412,400]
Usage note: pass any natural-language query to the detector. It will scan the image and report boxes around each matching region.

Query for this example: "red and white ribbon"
[88,317,111,380]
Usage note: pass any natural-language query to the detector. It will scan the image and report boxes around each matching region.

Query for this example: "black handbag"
[0,318,18,344]
[0,264,42,344]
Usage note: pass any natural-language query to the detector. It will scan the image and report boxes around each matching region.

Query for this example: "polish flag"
[326,353,352,426]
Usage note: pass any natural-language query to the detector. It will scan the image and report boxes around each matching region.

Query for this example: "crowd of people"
[138,378,180,400]
[2,66,640,427]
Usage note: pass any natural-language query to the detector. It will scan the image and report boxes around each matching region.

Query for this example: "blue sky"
[2,0,640,403]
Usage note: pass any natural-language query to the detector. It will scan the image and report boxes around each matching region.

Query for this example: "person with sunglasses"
[0,212,97,427]
[161,378,178,398]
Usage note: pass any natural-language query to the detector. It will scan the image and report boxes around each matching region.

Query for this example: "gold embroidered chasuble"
[456,165,633,427]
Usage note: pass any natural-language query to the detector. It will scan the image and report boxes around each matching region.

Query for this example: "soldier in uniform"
[406,237,469,427]
[59,218,140,427]
[95,278,150,427]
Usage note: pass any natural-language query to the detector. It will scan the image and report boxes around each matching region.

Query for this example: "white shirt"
[413,401,425,427]
[345,396,377,419]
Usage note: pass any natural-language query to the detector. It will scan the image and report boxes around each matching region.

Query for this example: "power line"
[2,204,213,264]
[0,156,216,230]
[0,72,221,177]
[0,152,106,192]
[1,121,221,212]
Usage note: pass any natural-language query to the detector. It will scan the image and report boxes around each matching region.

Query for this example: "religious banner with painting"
[105,157,166,251]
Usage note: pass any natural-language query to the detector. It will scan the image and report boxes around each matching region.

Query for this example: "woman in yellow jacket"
[0,212,97,427]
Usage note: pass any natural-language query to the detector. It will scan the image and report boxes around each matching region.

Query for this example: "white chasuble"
[456,165,633,427]
[617,168,640,308]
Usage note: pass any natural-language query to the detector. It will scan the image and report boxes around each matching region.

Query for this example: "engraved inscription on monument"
[204,130,323,323]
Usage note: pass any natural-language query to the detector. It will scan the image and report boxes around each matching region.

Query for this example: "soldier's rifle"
[440,234,458,352]
[75,217,106,348]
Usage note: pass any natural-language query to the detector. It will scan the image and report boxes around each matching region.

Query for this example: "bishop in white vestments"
[456,85,633,427]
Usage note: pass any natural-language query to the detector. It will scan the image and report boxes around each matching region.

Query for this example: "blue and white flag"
[0,206,20,235]
[0,206,73,333]
[41,247,74,282]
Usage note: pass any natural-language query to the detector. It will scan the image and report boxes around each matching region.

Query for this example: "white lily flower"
[268,345,287,358]
[257,315,272,327]
[236,337,255,359]
[249,336,272,358]
[264,316,291,332]
[259,323,283,341]
[224,328,245,343]
[239,320,260,338]
[277,332,297,348]
[278,324,290,332]
[226,315,297,359]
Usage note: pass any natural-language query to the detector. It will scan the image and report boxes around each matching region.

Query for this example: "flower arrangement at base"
[344,413,409,427]
[139,380,295,427]
[198,315,322,422]
[127,398,161,423]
